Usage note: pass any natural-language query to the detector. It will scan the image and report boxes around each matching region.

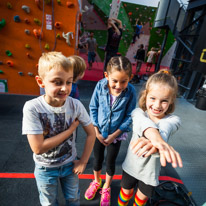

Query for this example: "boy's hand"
[103,134,115,146]
[70,119,79,131]
[156,142,183,168]
[73,160,87,175]
[130,137,158,157]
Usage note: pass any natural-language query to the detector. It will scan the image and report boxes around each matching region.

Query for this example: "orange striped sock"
[133,193,148,206]
[118,187,133,206]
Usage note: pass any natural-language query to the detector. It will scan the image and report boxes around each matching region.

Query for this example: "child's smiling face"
[146,83,173,122]
[37,66,73,107]
[105,70,131,96]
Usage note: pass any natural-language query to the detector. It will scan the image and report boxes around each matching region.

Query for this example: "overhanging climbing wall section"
[0,0,80,95]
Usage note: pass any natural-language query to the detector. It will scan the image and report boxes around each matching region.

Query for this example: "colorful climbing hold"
[14,15,21,22]
[28,72,34,76]
[25,29,30,35]
[128,12,132,16]
[56,33,61,39]
[24,18,30,24]
[57,0,61,5]
[33,29,43,39]
[7,60,14,67]
[55,22,61,29]
[0,70,4,74]
[0,19,6,30]
[22,5,30,13]
[35,0,41,9]
[25,44,31,49]
[66,1,74,8]
[26,52,31,58]
[18,72,23,76]
[5,50,12,56]
[45,43,50,50]
[7,2,12,9]
[34,18,41,26]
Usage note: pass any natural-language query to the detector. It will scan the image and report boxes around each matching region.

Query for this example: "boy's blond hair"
[67,55,86,82]
[38,52,73,79]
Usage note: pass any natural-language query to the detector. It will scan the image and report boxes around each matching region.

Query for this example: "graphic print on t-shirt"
[36,113,73,164]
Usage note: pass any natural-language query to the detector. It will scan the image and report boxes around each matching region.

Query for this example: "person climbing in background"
[86,31,97,70]
[145,47,156,72]
[68,55,87,99]
[155,48,161,73]
[104,17,123,73]
[132,19,143,44]
[118,70,183,206]
[131,44,145,84]
[84,56,136,206]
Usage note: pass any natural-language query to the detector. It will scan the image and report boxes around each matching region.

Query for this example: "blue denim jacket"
[89,78,137,138]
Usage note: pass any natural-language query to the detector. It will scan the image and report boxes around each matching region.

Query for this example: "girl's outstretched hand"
[130,137,158,157]
[157,142,183,168]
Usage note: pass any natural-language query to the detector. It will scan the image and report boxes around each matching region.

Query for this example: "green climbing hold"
[25,44,31,49]
[5,50,12,56]
[0,19,6,30]
[34,18,41,26]
[0,70,4,74]
[45,43,50,50]
[7,2,12,9]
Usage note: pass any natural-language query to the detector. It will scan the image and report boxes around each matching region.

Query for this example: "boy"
[22,52,95,206]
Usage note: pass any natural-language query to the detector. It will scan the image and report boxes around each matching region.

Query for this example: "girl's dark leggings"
[93,138,121,176]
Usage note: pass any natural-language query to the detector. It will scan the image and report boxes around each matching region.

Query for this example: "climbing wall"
[0,0,81,95]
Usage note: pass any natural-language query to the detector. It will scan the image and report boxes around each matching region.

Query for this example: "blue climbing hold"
[14,15,21,22]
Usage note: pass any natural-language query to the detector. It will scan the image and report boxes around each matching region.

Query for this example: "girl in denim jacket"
[84,56,137,206]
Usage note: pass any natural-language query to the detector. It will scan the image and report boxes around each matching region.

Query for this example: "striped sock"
[133,194,148,206]
[118,187,133,206]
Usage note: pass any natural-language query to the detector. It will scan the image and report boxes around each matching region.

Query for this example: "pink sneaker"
[100,187,111,206]
[84,178,102,200]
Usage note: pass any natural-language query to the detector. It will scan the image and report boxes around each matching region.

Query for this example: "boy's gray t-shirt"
[22,95,91,167]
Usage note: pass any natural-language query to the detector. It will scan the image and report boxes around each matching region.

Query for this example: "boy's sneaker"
[100,187,111,206]
[84,178,102,200]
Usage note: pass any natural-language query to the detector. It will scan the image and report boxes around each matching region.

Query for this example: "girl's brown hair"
[139,70,178,115]
[106,56,132,77]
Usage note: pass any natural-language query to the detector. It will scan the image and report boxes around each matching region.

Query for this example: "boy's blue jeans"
[34,162,80,206]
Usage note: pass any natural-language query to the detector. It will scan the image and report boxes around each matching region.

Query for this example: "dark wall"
[190,14,206,74]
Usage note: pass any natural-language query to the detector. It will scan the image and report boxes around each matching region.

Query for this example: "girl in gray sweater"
[118,70,183,206]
